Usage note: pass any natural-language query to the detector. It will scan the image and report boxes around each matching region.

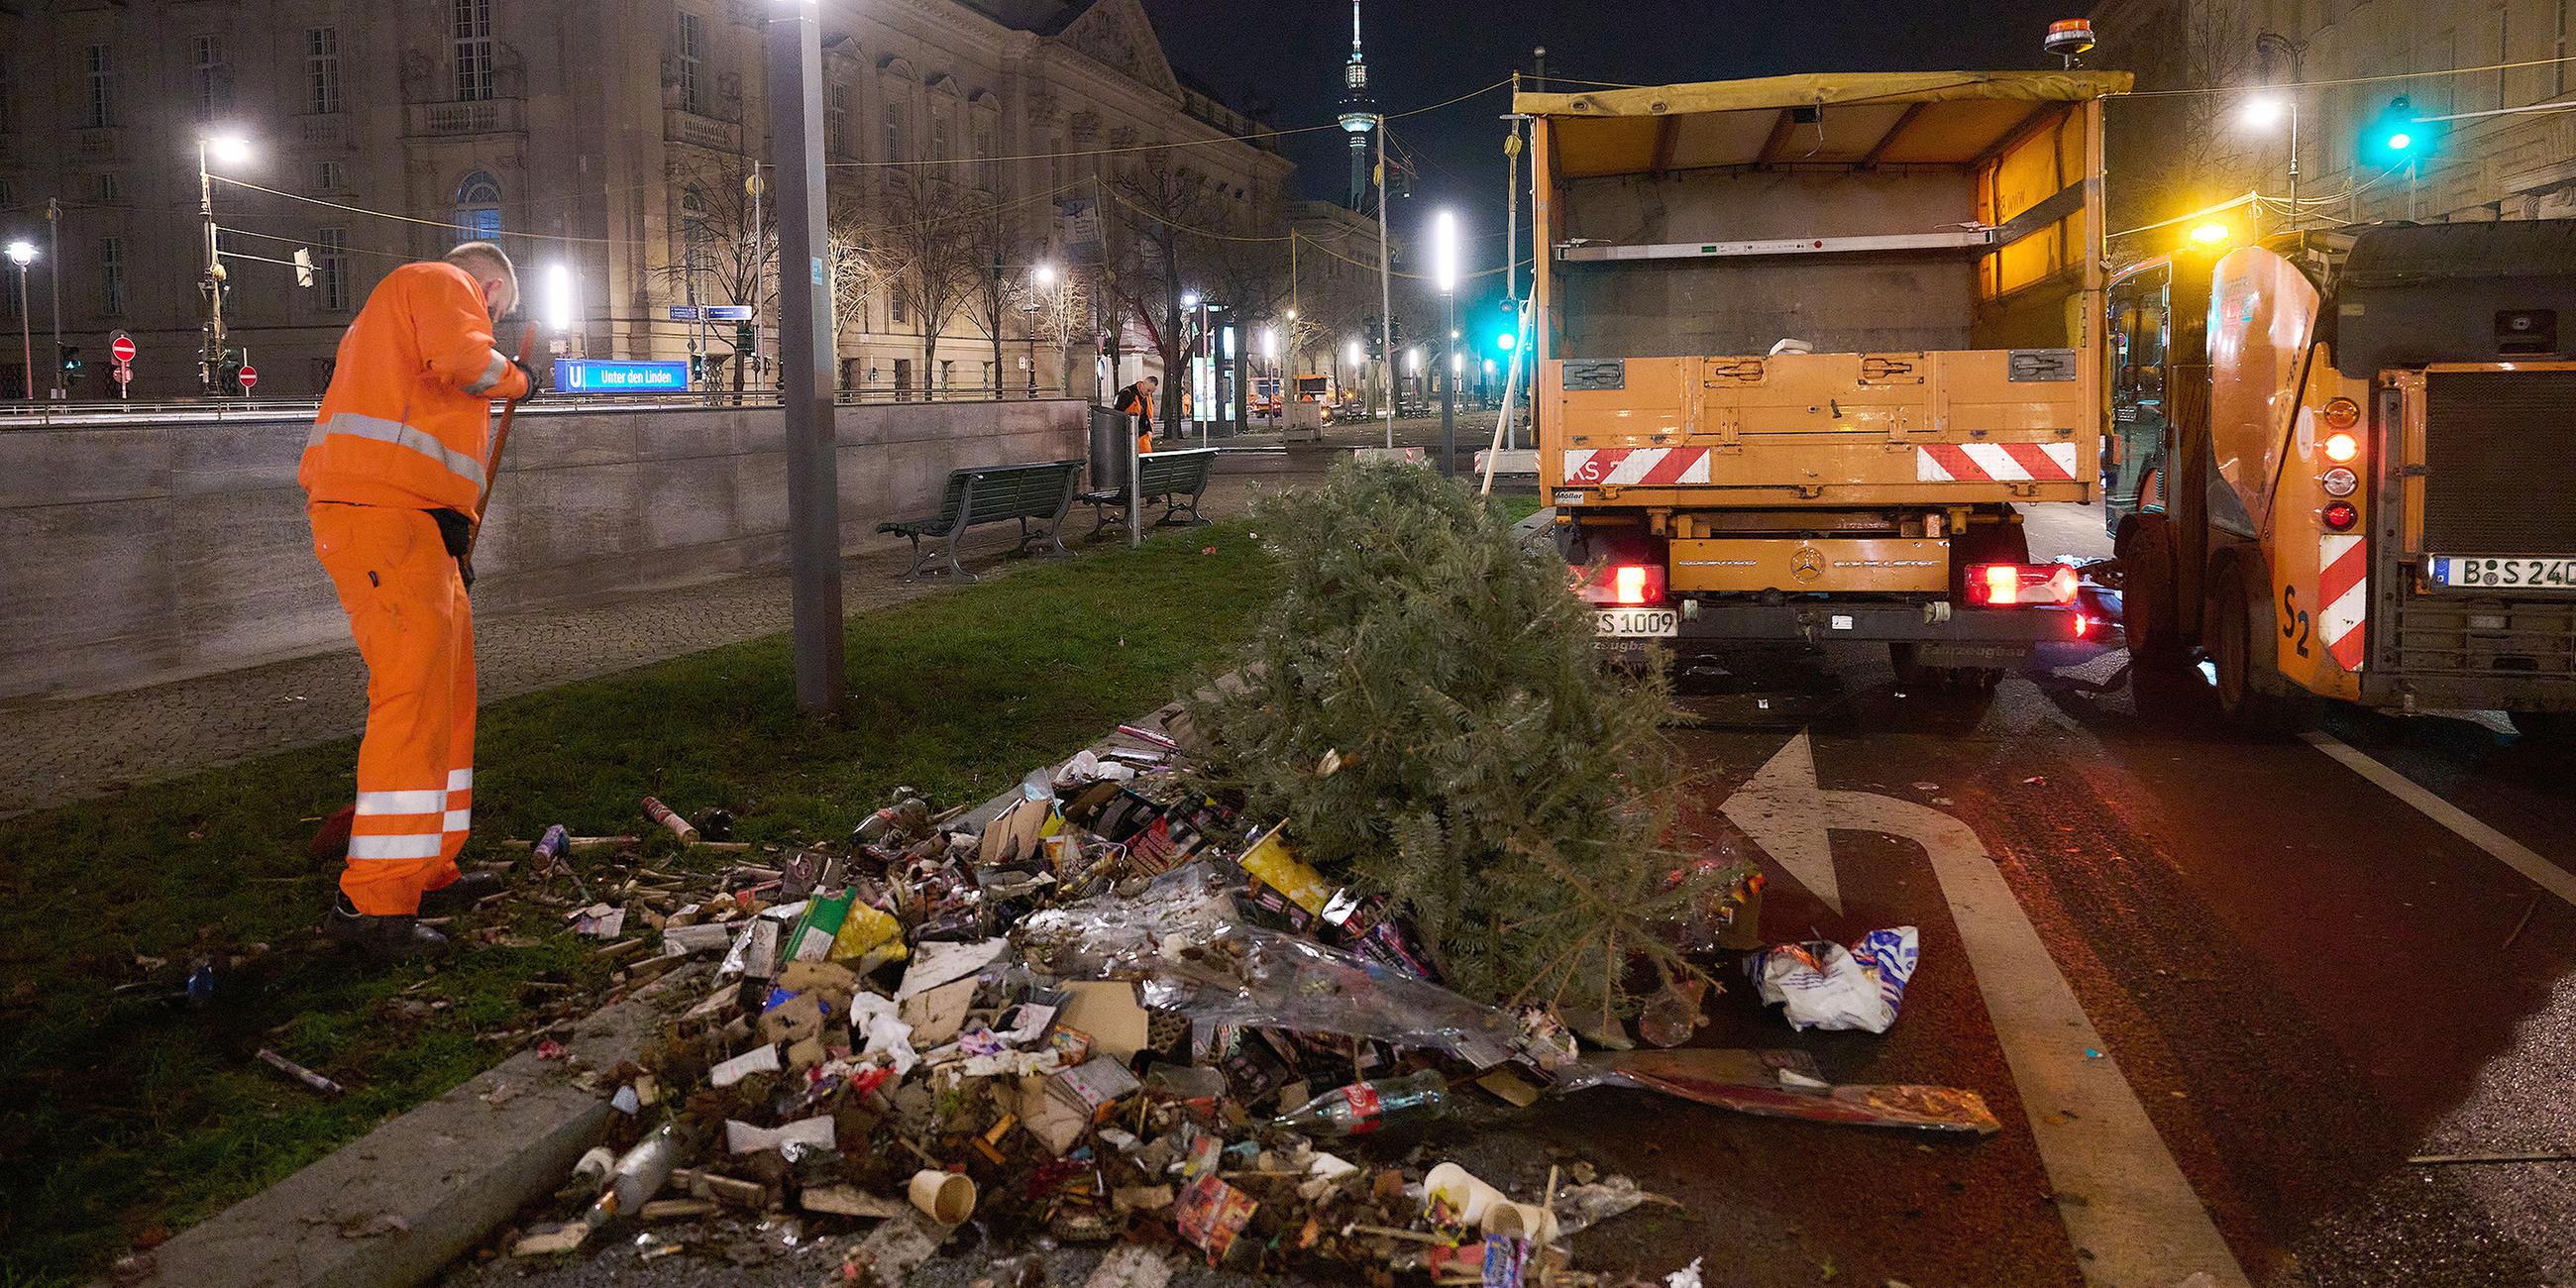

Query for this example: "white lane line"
[1732,735,2252,1288]
[2303,730,2576,910]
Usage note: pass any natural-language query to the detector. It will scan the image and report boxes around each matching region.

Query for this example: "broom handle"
[464,323,539,563]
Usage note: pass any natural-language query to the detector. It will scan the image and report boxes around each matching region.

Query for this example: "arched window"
[455,170,502,242]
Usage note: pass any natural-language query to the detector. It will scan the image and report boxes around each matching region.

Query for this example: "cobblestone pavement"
[0,473,1298,816]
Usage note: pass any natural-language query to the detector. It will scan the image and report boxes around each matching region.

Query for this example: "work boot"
[324,894,455,963]
[419,870,505,915]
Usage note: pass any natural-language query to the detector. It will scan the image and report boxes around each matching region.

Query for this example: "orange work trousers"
[310,502,477,915]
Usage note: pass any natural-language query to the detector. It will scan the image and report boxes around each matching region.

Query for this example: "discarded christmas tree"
[1187,463,1722,1029]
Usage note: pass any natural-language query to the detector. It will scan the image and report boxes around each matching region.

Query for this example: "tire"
[2119,513,2188,665]
[1890,643,1935,691]
[2206,556,2319,736]
[2510,711,2575,744]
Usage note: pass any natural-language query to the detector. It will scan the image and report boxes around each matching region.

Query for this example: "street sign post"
[703,304,754,322]
[110,333,136,365]
[668,305,701,322]
[237,364,258,391]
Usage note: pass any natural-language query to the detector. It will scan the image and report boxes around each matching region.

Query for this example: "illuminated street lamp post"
[198,133,251,395]
[2246,32,2308,228]
[1029,262,1057,397]
[7,241,33,403]
[1431,209,1460,476]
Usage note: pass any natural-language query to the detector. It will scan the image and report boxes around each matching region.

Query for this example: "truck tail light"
[1576,561,1667,606]
[1967,563,2081,607]
[2322,430,2360,464]
[2321,500,2360,531]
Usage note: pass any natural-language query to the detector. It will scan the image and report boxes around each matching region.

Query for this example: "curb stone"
[109,964,704,1288]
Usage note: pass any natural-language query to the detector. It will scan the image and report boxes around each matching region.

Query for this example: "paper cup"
[908,1169,976,1225]
[1423,1162,1508,1227]
[1480,1200,1560,1244]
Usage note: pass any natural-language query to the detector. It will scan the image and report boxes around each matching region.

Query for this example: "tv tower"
[1337,0,1376,209]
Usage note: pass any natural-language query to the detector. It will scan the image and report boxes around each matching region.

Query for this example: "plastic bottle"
[534,823,572,865]
[1271,1070,1449,1137]
[584,1124,680,1229]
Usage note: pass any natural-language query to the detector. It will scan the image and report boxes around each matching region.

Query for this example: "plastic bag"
[1746,925,1918,1033]
[1017,864,1526,1070]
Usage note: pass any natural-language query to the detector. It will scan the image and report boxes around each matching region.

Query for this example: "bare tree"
[1111,154,1228,442]
[660,159,772,392]
[861,174,1001,399]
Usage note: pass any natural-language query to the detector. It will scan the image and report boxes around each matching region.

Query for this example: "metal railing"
[0,385,1080,429]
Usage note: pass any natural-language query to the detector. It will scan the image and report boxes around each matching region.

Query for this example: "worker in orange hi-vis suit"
[299,242,533,961]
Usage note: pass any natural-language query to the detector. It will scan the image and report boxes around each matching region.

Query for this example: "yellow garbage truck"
[1526,70,2128,687]
[2108,222,2576,735]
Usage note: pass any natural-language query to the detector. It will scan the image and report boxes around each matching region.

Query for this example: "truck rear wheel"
[2118,513,2187,665]
[2207,556,2319,736]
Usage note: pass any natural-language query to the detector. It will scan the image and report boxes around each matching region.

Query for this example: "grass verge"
[0,524,1276,1288]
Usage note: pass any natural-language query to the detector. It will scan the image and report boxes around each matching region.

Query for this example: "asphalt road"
[450,501,2576,1288]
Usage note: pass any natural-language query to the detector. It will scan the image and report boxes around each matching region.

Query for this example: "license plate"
[2428,556,2576,590]
[1596,608,1678,638]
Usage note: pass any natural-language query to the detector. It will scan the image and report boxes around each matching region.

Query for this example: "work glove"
[512,357,541,401]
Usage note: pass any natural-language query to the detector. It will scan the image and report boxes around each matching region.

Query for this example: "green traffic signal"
[2360,95,2433,168]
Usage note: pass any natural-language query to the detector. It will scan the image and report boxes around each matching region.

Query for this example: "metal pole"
[990,239,1004,401]
[769,0,844,716]
[1375,115,1394,448]
[17,266,31,403]
[1439,293,1455,476]
[748,161,764,390]
[46,198,62,399]
[199,140,223,396]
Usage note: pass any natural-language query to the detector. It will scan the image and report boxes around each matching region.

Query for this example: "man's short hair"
[444,242,518,301]
[1143,375,1159,384]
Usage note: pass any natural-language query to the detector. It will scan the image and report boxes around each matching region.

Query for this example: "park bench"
[878,458,1083,582]
[1081,447,1219,540]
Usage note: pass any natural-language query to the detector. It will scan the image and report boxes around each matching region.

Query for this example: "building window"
[192,35,229,119]
[677,11,703,115]
[318,227,349,312]
[827,87,849,158]
[0,179,14,210]
[454,0,494,102]
[92,171,121,204]
[890,289,908,324]
[883,101,906,161]
[455,170,502,242]
[82,46,113,129]
[974,117,996,190]
[2560,0,2571,96]
[930,110,950,161]
[0,60,15,136]
[316,160,346,192]
[101,238,126,315]
[308,28,343,115]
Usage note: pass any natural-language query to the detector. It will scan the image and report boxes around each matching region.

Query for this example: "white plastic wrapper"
[1747,926,1919,1033]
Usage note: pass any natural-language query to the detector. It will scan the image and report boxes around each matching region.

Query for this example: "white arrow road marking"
[1727,734,2251,1288]
[1722,732,1845,913]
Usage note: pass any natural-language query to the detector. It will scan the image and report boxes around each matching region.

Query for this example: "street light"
[197,132,253,396]
[1430,208,1461,474]
[7,241,32,403]
[542,263,579,335]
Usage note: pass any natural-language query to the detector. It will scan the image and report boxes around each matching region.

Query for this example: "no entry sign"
[110,334,137,365]
[237,365,259,390]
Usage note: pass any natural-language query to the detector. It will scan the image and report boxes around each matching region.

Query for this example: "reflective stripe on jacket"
[299,262,531,512]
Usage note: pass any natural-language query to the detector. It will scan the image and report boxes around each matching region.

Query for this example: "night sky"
[1142,0,2093,299]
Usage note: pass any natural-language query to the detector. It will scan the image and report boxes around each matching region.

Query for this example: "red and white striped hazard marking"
[2317,533,2367,672]
[1561,447,1711,486]
[1916,443,2081,483]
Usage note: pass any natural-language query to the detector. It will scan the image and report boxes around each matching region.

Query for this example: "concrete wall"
[0,400,1086,702]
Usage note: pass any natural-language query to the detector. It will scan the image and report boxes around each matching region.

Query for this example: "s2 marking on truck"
[1562,448,1713,486]
[1914,443,2081,483]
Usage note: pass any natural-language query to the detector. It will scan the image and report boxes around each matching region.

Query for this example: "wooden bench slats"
[1081,448,1217,538]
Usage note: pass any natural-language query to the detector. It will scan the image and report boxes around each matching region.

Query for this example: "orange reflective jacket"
[299,262,532,512]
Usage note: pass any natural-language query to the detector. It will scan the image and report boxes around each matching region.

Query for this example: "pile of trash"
[484,726,1998,1286]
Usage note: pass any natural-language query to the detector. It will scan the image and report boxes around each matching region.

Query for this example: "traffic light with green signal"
[58,345,81,376]
[2360,95,2438,169]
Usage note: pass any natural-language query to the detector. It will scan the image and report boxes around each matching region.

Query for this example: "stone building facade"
[0,0,1297,399]
[2093,0,2576,248]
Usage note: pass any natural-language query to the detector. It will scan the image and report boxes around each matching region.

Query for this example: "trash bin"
[1088,406,1131,490]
